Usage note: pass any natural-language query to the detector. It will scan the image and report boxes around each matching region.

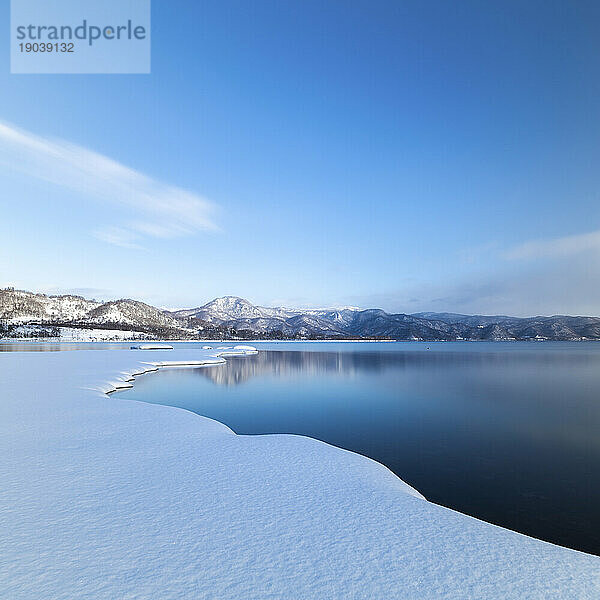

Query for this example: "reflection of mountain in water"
[198,351,366,385]
[196,349,599,386]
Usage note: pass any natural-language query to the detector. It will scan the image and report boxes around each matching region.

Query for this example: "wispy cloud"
[93,226,144,249]
[0,121,218,248]
[505,229,600,260]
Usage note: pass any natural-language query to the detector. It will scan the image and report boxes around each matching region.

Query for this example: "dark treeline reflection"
[123,347,600,555]
[196,349,600,385]
[0,342,131,352]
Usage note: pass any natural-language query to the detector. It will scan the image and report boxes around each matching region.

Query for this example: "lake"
[3,339,598,554]
[118,341,600,555]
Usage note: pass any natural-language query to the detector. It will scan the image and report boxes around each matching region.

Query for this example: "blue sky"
[1,0,600,315]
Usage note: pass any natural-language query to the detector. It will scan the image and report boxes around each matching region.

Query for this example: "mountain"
[2,287,600,341]
[169,296,600,341]
[413,312,600,340]
[172,296,268,323]
[0,289,190,337]
[84,300,183,330]
[412,312,518,326]
[0,288,100,323]
[169,296,355,337]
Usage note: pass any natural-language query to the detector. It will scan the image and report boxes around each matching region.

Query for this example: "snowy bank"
[0,347,598,599]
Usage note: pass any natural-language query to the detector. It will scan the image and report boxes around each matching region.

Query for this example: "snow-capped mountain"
[0,289,184,335]
[168,296,600,340]
[172,296,271,323]
[168,296,360,336]
[85,300,182,330]
[170,296,348,323]
[0,288,100,323]
[3,288,600,341]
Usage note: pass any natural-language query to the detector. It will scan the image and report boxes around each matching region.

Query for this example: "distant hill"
[2,287,600,341]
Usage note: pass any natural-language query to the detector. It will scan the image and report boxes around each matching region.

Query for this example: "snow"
[134,344,174,350]
[0,347,599,599]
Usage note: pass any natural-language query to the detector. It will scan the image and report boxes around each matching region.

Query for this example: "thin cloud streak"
[93,226,144,250]
[0,121,218,247]
[505,229,600,260]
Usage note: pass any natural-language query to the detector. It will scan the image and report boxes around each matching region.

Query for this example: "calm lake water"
[118,341,600,555]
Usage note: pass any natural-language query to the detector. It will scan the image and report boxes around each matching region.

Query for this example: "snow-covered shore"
[0,347,598,599]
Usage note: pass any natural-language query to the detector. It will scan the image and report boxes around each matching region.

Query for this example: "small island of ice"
[131,343,175,350]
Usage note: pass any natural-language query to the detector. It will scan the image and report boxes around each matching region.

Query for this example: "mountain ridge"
[2,287,600,341]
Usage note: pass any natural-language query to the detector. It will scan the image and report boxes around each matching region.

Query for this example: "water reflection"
[122,347,600,555]
[196,348,600,384]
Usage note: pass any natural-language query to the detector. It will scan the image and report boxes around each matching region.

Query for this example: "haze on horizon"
[1,2,600,318]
